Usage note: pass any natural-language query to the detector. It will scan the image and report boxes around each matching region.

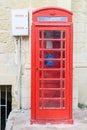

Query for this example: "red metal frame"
[31,7,73,124]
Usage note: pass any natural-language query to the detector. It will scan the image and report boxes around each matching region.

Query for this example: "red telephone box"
[31,7,73,124]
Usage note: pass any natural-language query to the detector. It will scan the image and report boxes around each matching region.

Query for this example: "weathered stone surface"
[5,109,87,130]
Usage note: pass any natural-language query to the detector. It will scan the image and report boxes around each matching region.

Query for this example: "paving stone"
[5,109,87,130]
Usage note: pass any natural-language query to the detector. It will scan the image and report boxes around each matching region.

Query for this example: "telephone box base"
[30,119,73,125]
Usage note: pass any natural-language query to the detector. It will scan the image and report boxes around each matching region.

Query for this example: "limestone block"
[73,36,87,63]
[0,54,10,64]
[73,98,78,109]
[30,0,46,8]
[73,23,79,33]
[58,0,71,10]
[0,42,7,53]
[21,97,30,109]
[73,32,78,43]
[72,0,86,12]
[0,74,16,85]
[21,69,30,88]
[73,68,79,109]
[73,12,86,22]
[46,0,58,6]
[7,64,17,74]
[12,97,18,109]
[0,8,10,20]
[78,68,87,105]
[0,64,8,73]
[74,32,85,44]
[74,51,87,63]
[25,52,30,65]
[0,20,10,31]
[7,43,15,53]
[8,0,29,8]
[30,0,71,10]
[78,33,85,43]
[21,87,29,98]
[78,23,85,33]
[0,33,9,43]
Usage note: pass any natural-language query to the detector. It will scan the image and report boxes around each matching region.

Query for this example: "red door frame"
[31,7,73,124]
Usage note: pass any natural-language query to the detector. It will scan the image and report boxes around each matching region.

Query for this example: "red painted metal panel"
[31,7,73,124]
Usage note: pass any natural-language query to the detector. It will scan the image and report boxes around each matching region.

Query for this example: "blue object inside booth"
[44,54,54,67]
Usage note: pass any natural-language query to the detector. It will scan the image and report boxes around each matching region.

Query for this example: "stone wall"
[1,0,83,110]
[72,0,87,107]
[30,0,71,10]
[0,0,29,109]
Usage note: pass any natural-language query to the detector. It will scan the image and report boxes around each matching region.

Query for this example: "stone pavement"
[5,109,87,130]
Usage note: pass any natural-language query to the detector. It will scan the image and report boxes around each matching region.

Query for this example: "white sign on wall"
[12,9,28,36]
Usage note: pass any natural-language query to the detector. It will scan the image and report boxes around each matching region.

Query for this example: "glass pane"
[38,16,68,22]
[44,51,61,59]
[39,40,42,48]
[39,100,43,108]
[62,41,65,49]
[62,90,65,98]
[44,30,61,39]
[62,51,65,58]
[39,60,61,68]
[43,90,60,98]
[39,29,66,110]
[40,80,61,88]
[62,80,65,88]
[1,106,5,130]
[62,70,65,78]
[1,86,5,105]
[40,90,61,98]
[63,31,65,38]
[40,70,60,78]
[44,100,60,108]
[44,40,61,49]
[62,61,65,68]
[61,100,65,108]
[45,41,53,48]
[7,86,12,118]
[39,51,42,58]
[39,31,42,38]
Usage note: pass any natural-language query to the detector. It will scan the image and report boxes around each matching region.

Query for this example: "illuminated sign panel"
[38,16,68,22]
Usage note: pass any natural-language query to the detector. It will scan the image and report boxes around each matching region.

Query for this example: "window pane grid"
[39,30,66,109]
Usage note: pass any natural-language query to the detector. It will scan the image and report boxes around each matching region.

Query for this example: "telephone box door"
[35,26,71,121]
[31,7,73,124]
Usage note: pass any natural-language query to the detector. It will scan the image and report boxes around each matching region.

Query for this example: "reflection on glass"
[40,70,61,78]
[62,51,65,58]
[62,90,65,98]
[40,80,61,88]
[63,31,65,38]
[63,41,65,48]
[44,30,61,39]
[61,100,65,108]
[44,41,61,49]
[39,40,42,48]
[46,41,53,48]
[62,70,65,78]
[1,106,6,130]
[39,31,42,38]
[44,90,60,98]
[62,80,65,88]
[1,87,5,105]
[62,61,65,68]
[39,30,66,109]
[44,100,60,108]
